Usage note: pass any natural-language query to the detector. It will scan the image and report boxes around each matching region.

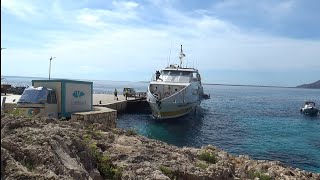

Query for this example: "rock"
[151,170,170,180]
[89,169,103,180]
[1,114,319,180]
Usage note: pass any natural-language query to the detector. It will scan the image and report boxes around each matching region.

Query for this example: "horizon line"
[0,75,307,88]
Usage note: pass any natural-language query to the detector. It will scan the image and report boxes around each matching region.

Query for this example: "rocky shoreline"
[1,114,319,180]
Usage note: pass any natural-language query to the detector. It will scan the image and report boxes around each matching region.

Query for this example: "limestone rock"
[1,114,319,180]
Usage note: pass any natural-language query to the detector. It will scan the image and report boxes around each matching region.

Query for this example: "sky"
[1,0,320,86]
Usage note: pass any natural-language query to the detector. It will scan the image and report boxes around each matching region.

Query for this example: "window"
[47,90,57,104]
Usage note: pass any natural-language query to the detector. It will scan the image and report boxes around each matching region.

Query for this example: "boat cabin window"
[160,70,193,83]
[192,72,199,81]
[305,102,315,106]
[161,70,191,76]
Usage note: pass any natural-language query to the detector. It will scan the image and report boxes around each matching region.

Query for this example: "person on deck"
[155,71,160,80]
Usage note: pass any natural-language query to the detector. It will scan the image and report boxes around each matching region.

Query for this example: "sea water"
[118,85,320,173]
[3,76,320,173]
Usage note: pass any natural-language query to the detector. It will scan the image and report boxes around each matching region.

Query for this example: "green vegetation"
[248,171,272,180]
[196,162,209,170]
[84,136,122,179]
[111,128,121,135]
[92,130,102,138]
[88,142,99,157]
[159,165,176,179]
[9,108,23,116]
[99,154,122,179]
[24,161,34,171]
[198,151,217,164]
[83,134,92,143]
[125,128,137,136]
[85,125,103,139]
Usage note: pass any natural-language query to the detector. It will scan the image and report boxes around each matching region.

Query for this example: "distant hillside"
[296,80,320,89]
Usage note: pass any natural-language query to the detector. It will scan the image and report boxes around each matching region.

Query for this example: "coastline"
[1,113,319,179]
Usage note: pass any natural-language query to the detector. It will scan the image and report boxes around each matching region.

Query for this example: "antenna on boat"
[179,45,186,68]
[169,40,172,65]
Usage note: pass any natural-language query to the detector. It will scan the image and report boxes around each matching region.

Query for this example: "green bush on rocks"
[125,128,137,136]
[248,170,272,180]
[198,151,217,164]
[85,137,122,179]
[159,165,176,179]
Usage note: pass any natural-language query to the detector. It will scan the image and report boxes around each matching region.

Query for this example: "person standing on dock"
[114,89,118,100]
[125,89,129,100]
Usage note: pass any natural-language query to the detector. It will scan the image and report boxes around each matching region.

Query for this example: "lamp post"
[49,56,56,80]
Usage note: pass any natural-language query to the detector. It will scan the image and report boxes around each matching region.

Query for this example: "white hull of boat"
[147,83,202,119]
[149,100,199,119]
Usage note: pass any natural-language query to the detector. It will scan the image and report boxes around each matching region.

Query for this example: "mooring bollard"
[99,100,102,104]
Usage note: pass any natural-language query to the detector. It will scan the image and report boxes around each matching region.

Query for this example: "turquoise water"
[3,76,320,173]
[118,85,320,173]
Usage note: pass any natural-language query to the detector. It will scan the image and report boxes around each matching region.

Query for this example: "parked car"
[123,88,136,97]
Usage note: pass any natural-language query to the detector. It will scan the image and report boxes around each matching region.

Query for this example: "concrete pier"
[1,93,150,118]
[93,94,149,114]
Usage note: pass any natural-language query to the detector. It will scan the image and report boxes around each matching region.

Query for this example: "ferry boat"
[147,45,204,119]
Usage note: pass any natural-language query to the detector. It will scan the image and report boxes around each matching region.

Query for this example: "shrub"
[88,142,102,161]
[99,154,122,180]
[24,160,34,171]
[9,108,22,116]
[159,165,176,179]
[83,134,92,143]
[125,128,137,136]
[86,141,122,179]
[198,151,217,164]
[248,171,272,180]
[92,130,102,138]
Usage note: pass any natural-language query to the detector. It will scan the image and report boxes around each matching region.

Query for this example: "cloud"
[1,0,40,20]
[76,9,107,28]
[1,0,320,85]
[112,1,139,10]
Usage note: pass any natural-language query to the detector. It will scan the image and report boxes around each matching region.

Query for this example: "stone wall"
[71,107,117,128]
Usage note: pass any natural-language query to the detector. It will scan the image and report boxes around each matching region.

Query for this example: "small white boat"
[146,45,204,119]
[300,101,319,116]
